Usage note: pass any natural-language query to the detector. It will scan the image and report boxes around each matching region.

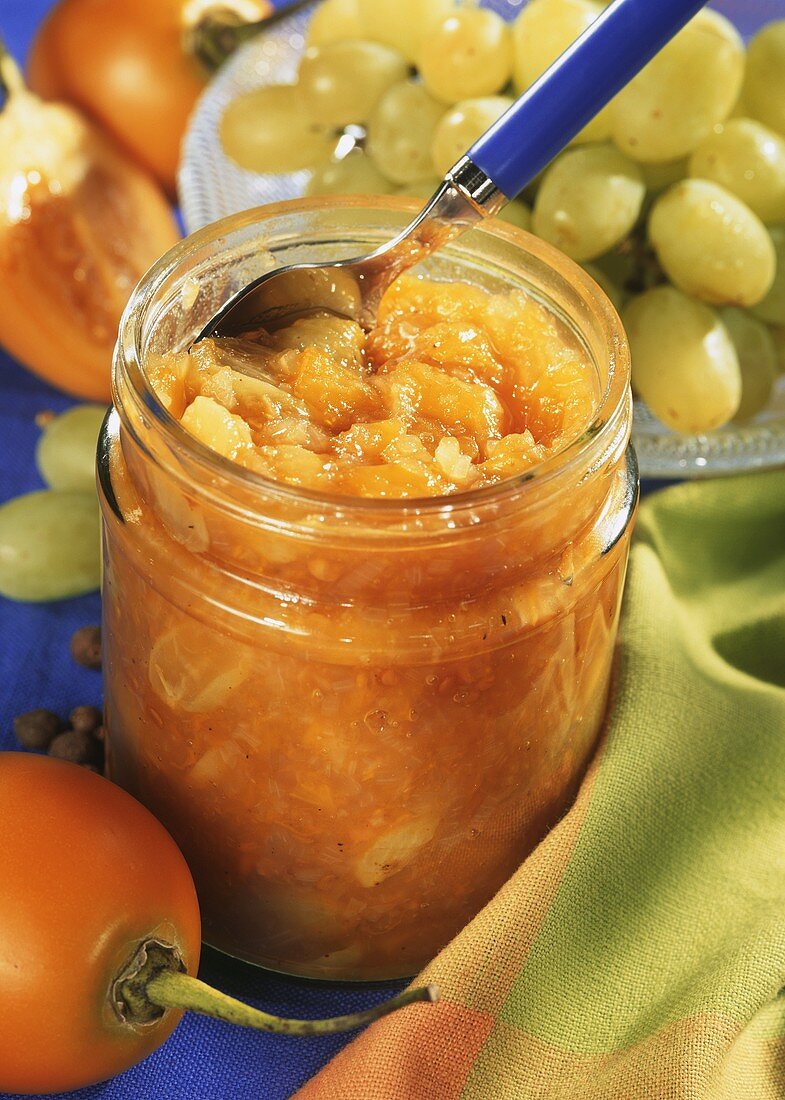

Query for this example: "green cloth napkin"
[298,469,785,1100]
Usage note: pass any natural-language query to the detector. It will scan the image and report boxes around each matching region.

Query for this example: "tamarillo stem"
[113,938,439,1036]
[147,969,440,1035]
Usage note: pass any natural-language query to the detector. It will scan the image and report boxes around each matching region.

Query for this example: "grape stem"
[0,35,26,102]
[114,938,439,1036]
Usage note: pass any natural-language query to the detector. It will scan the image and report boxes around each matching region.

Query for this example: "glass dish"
[178,0,785,480]
[99,197,636,980]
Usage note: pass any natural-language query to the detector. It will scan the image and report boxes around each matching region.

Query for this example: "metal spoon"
[195,0,708,343]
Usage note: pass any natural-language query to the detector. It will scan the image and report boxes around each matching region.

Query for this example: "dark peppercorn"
[48,729,103,767]
[13,709,64,751]
[69,705,103,735]
[70,625,102,670]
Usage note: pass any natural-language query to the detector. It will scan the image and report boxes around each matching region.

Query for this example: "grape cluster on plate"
[220,0,785,437]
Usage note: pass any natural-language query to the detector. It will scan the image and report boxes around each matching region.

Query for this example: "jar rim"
[115,195,632,517]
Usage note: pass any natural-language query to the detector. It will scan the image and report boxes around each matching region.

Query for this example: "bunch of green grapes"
[221,0,785,436]
[221,0,531,226]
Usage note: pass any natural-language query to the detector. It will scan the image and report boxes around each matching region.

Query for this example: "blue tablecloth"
[0,0,763,1096]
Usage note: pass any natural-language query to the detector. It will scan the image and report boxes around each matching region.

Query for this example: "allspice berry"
[48,728,103,767]
[13,709,64,751]
[70,625,102,670]
[69,705,103,734]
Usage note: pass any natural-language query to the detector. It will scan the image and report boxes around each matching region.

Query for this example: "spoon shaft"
[467,0,708,199]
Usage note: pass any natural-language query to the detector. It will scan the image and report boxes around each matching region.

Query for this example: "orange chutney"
[100,199,636,980]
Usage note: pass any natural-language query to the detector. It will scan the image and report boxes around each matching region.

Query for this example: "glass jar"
[99,197,636,982]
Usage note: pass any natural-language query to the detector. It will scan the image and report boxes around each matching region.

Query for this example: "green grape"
[0,491,101,602]
[431,96,513,177]
[727,92,750,121]
[612,10,744,163]
[640,158,688,195]
[298,40,409,128]
[518,165,550,205]
[512,0,614,144]
[750,224,785,325]
[719,308,778,423]
[305,149,395,197]
[220,85,335,173]
[420,8,513,105]
[582,263,625,313]
[512,0,598,88]
[648,181,776,308]
[306,0,363,47]
[742,21,785,138]
[366,81,446,184]
[770,326,785,374]
[623,286,741,434]
[593,244,639,296]
[494,200,533,233]
[533,144,645,262]
[357,0,455,64]
[688,119,785,225]
[395,178,442,200]
[569,112,615,146]
[35,405,107,492]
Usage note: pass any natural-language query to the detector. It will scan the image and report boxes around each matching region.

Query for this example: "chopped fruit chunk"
[148,622,252,713]
[286,348,381,430]
[180,396,255,463]
[354,815,439,888]
[383,360,507,444]
[149,276,598,497]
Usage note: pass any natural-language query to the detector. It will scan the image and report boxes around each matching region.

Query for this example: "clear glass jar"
[99,197,636,981]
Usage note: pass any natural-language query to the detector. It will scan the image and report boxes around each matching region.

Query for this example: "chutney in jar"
[100,198,635,980]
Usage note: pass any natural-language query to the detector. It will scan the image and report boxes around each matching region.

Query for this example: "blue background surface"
[0,0,766,1096]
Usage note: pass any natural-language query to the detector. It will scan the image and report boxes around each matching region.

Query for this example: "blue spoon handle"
[467,0,708,200]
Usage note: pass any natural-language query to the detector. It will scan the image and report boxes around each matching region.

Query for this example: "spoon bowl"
[194,172,501,341]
